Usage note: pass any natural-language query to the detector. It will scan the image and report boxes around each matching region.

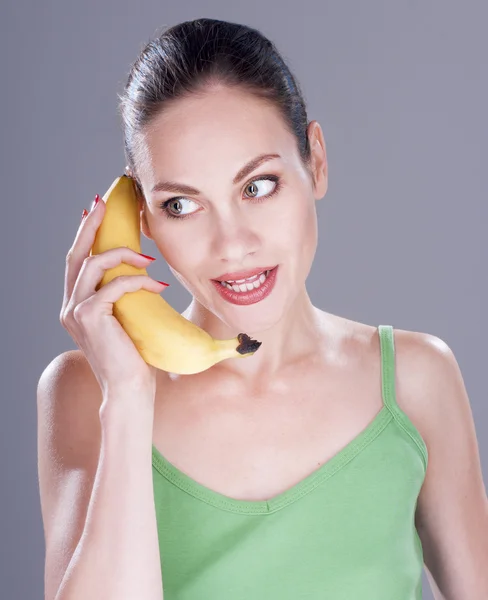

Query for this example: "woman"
[37,17,488,600]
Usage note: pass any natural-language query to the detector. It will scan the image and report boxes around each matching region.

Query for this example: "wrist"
[99,388,155,426]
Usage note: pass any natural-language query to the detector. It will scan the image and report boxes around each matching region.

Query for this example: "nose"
[210,210,260,266]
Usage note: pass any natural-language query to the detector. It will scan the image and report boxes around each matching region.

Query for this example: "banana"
[89,174,262,375]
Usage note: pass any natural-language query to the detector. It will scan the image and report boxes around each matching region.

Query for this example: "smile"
[210,266,279,306]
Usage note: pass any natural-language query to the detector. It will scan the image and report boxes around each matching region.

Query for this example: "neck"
[182,287,325,384]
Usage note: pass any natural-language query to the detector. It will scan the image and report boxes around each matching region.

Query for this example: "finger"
[73,275,168,323]
[63,195,106,304]
[69,246,159,309]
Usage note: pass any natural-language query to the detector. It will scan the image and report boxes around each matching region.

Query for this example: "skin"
[129,84,488,598]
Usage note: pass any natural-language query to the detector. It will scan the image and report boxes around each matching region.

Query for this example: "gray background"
[2,1,486,598]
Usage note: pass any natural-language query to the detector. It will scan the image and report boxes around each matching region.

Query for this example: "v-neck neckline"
[151,406,393,515]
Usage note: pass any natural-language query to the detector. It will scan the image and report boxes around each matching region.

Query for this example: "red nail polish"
[138,253,156,261]
[157,280,170,287]
[90,194,100,212]
[81,208,88,222]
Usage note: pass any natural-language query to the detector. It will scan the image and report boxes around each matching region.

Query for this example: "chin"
[221,302,285,337]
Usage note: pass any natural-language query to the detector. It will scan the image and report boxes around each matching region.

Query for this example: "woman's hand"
[59,195,168,403]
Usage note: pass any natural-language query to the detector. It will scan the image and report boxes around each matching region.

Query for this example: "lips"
[212,266,277,283]
[211,265,279,305]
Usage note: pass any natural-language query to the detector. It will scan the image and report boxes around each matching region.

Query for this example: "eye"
[159,174,282,220]
[243,175,280,200]
[159,197,199,220]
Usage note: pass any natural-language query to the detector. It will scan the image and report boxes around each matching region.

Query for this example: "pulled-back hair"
[118,18,312,194]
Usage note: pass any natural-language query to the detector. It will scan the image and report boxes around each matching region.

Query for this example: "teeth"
[221,270,271,292]
[227,273,260,284]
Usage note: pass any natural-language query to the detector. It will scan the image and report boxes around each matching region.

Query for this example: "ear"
[139,198,154,241]
[125,166,154,240]
[306,120,328,200]
[133,182,153,241]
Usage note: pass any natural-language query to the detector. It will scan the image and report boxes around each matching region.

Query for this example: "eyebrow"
[150,153,282,195]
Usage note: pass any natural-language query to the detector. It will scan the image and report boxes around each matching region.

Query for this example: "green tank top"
[151,324,428,599]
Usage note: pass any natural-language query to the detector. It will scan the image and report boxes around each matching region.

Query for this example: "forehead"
[136,87,296,180]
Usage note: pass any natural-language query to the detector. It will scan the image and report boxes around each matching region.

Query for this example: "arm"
[37,350,164,600]
[398,331,488,600]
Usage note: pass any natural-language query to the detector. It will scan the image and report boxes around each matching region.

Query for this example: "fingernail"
[138,253,156,261]
[81,208,88,222]
[157,280,170,287]
[90,194,100,212]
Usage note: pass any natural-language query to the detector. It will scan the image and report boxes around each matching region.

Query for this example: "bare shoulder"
[37,348,100,398]
[37,350,103,599]
[37,347,103,483]
[392,325,455,377]
[355,320,463,450]
[37,349,104,463]
[317,311,461,452]
[390,326,465,449]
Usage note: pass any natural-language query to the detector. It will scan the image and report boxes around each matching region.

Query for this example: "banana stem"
[215,333,262,360]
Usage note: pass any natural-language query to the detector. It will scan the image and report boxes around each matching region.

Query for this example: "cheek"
[285,200,318,276]
[275,197,317,249]
[151,223,209,288]
[148,218,196,262]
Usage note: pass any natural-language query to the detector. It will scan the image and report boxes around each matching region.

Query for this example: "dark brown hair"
[118,18,312,194]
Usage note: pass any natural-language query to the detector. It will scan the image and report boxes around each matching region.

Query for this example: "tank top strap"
[378,324,399,411]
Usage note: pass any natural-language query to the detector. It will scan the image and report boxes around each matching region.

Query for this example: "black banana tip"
[236,333,263,355]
